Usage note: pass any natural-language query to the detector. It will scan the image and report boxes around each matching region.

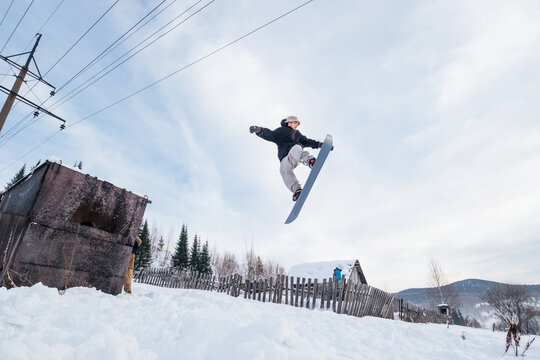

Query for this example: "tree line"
[134,221,212,275]
[133,220,285,281]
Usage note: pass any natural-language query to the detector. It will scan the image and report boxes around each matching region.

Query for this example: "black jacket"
[256,119,321,161]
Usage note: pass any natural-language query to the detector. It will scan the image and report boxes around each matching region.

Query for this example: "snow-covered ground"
[1,283,538,360]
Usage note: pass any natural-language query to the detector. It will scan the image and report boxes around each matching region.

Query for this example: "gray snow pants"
[279,145,315,193]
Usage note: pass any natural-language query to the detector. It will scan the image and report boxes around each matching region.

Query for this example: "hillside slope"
[395,279,540,327]
[1,283,539,359]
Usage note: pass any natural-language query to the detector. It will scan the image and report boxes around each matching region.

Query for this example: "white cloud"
[1,1,539,292]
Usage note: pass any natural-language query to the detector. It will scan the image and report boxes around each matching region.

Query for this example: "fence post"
[306,278,312,309]
[268,277,273,303]
[321,279,327,309]
[312,278,318,309]
[327,278,333,310]
[262,279,268,303]
[285,276,289,305]
[300,278,306,308]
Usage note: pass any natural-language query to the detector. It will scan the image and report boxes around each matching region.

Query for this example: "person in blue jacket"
[249,116,328,201]
[333,264,343,281]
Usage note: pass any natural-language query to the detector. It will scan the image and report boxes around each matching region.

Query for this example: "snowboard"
[285,134,333,224]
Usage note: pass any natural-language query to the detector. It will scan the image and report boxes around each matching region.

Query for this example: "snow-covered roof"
[287,260,356,281]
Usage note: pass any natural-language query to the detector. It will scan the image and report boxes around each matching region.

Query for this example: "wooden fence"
[393,298,449,324]
[134,268,394,319]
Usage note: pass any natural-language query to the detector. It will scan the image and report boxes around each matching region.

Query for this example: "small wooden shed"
[0,160,151,295]
[288,259,368,285]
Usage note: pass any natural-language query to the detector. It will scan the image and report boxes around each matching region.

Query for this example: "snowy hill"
[394,279,540,327]
[1,283,539,359]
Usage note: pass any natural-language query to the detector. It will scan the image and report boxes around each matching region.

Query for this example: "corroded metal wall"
[0,161,150,295]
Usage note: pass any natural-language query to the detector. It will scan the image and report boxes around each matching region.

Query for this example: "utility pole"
[0,34,64,134]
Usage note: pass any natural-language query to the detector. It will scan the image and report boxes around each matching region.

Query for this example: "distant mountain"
[394,279,540,328]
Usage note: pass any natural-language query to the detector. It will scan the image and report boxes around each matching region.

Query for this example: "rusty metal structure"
[0,160,151,295]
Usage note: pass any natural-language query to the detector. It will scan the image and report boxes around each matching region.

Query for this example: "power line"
[51,0,209,110]
[69,0,315,128]
[0,0,175,145]
[0,0,36,54]
[0,0,16,27]
[23,0,66,50]
[0,0,115,140]
[0,130,61,174]
[44,0,120,77]
[0,0,316,175]
[57,0,169,93]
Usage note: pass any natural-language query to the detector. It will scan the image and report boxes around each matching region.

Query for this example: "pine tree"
[4,164,26,191]
[255,256,264,280]
[30,160,41,171]
[189,235,200,272]
[158,236,165,251]
[199,240,212,274]
[134,220,152,270]
[171,225,189,270]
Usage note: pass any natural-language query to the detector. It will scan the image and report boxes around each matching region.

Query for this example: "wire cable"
[0,0,36,54]
[44,0,120,77]
[51,0,208,110]
[0,0,16,27]
[0,0,173,146]
[23,0,66,51]
[57,0,169,93]
[0,130,61,174]
[69,0,315,128]
[0,0,316,175]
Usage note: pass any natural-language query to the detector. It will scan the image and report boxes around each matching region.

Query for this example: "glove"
[249,126,261,134]
[318,142,334,151]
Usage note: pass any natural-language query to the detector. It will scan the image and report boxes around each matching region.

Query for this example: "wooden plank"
[331,278,337,312]
[294,277,300,307]
[336,279,343,314]
[280,275,285,303]
[353,284,363,317]
[326,278,332,309]
[289,277,293,305]
[300,278,306,308]
[285,275,289,305]
[355,285,367,317]
[362,286,374,317]
[306,278,312,309]
[262,279,267,302]
[230,275,235,296]
[321,278,327,309]
[312,278,318,309]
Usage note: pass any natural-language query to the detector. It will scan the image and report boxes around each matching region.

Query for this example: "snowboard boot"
[292,189,302,201]
[308,158,316,169]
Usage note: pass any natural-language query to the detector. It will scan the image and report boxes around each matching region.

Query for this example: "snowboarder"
[250,116,331,201]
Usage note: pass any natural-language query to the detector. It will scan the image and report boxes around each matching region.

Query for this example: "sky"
[0,0,539,292]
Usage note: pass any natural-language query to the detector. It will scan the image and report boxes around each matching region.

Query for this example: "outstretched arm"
[249,126,275,142]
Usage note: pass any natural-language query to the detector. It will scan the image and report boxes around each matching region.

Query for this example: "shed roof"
[287,260,356,281]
